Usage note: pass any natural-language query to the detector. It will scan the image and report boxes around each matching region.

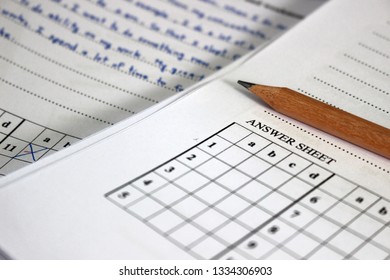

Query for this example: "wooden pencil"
[237,81,390,159]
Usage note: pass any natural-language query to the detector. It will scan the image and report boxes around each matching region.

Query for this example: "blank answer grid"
[106,123,390,259]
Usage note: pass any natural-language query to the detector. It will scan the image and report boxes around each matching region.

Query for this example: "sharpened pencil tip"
[237,80,255,89]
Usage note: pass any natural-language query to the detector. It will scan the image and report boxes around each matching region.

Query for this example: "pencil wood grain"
[239,82,390,159]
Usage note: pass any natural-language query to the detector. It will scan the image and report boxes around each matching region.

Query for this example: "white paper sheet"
[0,0,388,259]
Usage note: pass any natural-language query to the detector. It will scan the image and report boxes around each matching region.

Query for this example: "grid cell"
[129,198,164,219]
[371,227,390,250]
[192,208,228,232]
[174,171,209,192]
[237,207,272,229]
[214,194,251,217]
[108,184,144,207]
[217,145,252,166]
[258,191,292,214]
[155,160,190,181]
[218,124,251,143]
[152,184,188,206]
[300,189,338,214]
[304,217,340,241]
[280,204,318,228]
[297,164,332,186]
[147,210,184,233]
[277,153,311,175]
[325,201,360,226]
[257,167,291,188]
[236,180,271,203]
[347,214,383,238]
[171,196,208,219]
[190,237,226,259]
[198,135,231,156]
[177,148,211,169]
[343,187,379,211]
[214,221,250,244]
[256,143,290,164]
[236,156,271,178]
[327,230,364,255]
[236,133,270,154]
[194,182,230,205]
[216,169,251,191]
[237,235,274,259]
[259,219,296,244]
[284,233,320,258]
[354,243,388,260]
[196,158,230,179]
[132,172,168,192]
[308,247,344,260]
[169,223,205,247]
[277,177,312,200]
[366,199,390,223]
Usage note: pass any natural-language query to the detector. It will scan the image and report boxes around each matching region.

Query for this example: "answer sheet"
[0,0,325,175]
[0,0,389,259]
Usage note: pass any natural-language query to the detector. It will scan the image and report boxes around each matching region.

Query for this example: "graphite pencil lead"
[237,80,255,89]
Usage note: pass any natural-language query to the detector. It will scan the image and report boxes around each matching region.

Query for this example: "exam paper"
[0,0,389,259]
[0,0,324,176]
